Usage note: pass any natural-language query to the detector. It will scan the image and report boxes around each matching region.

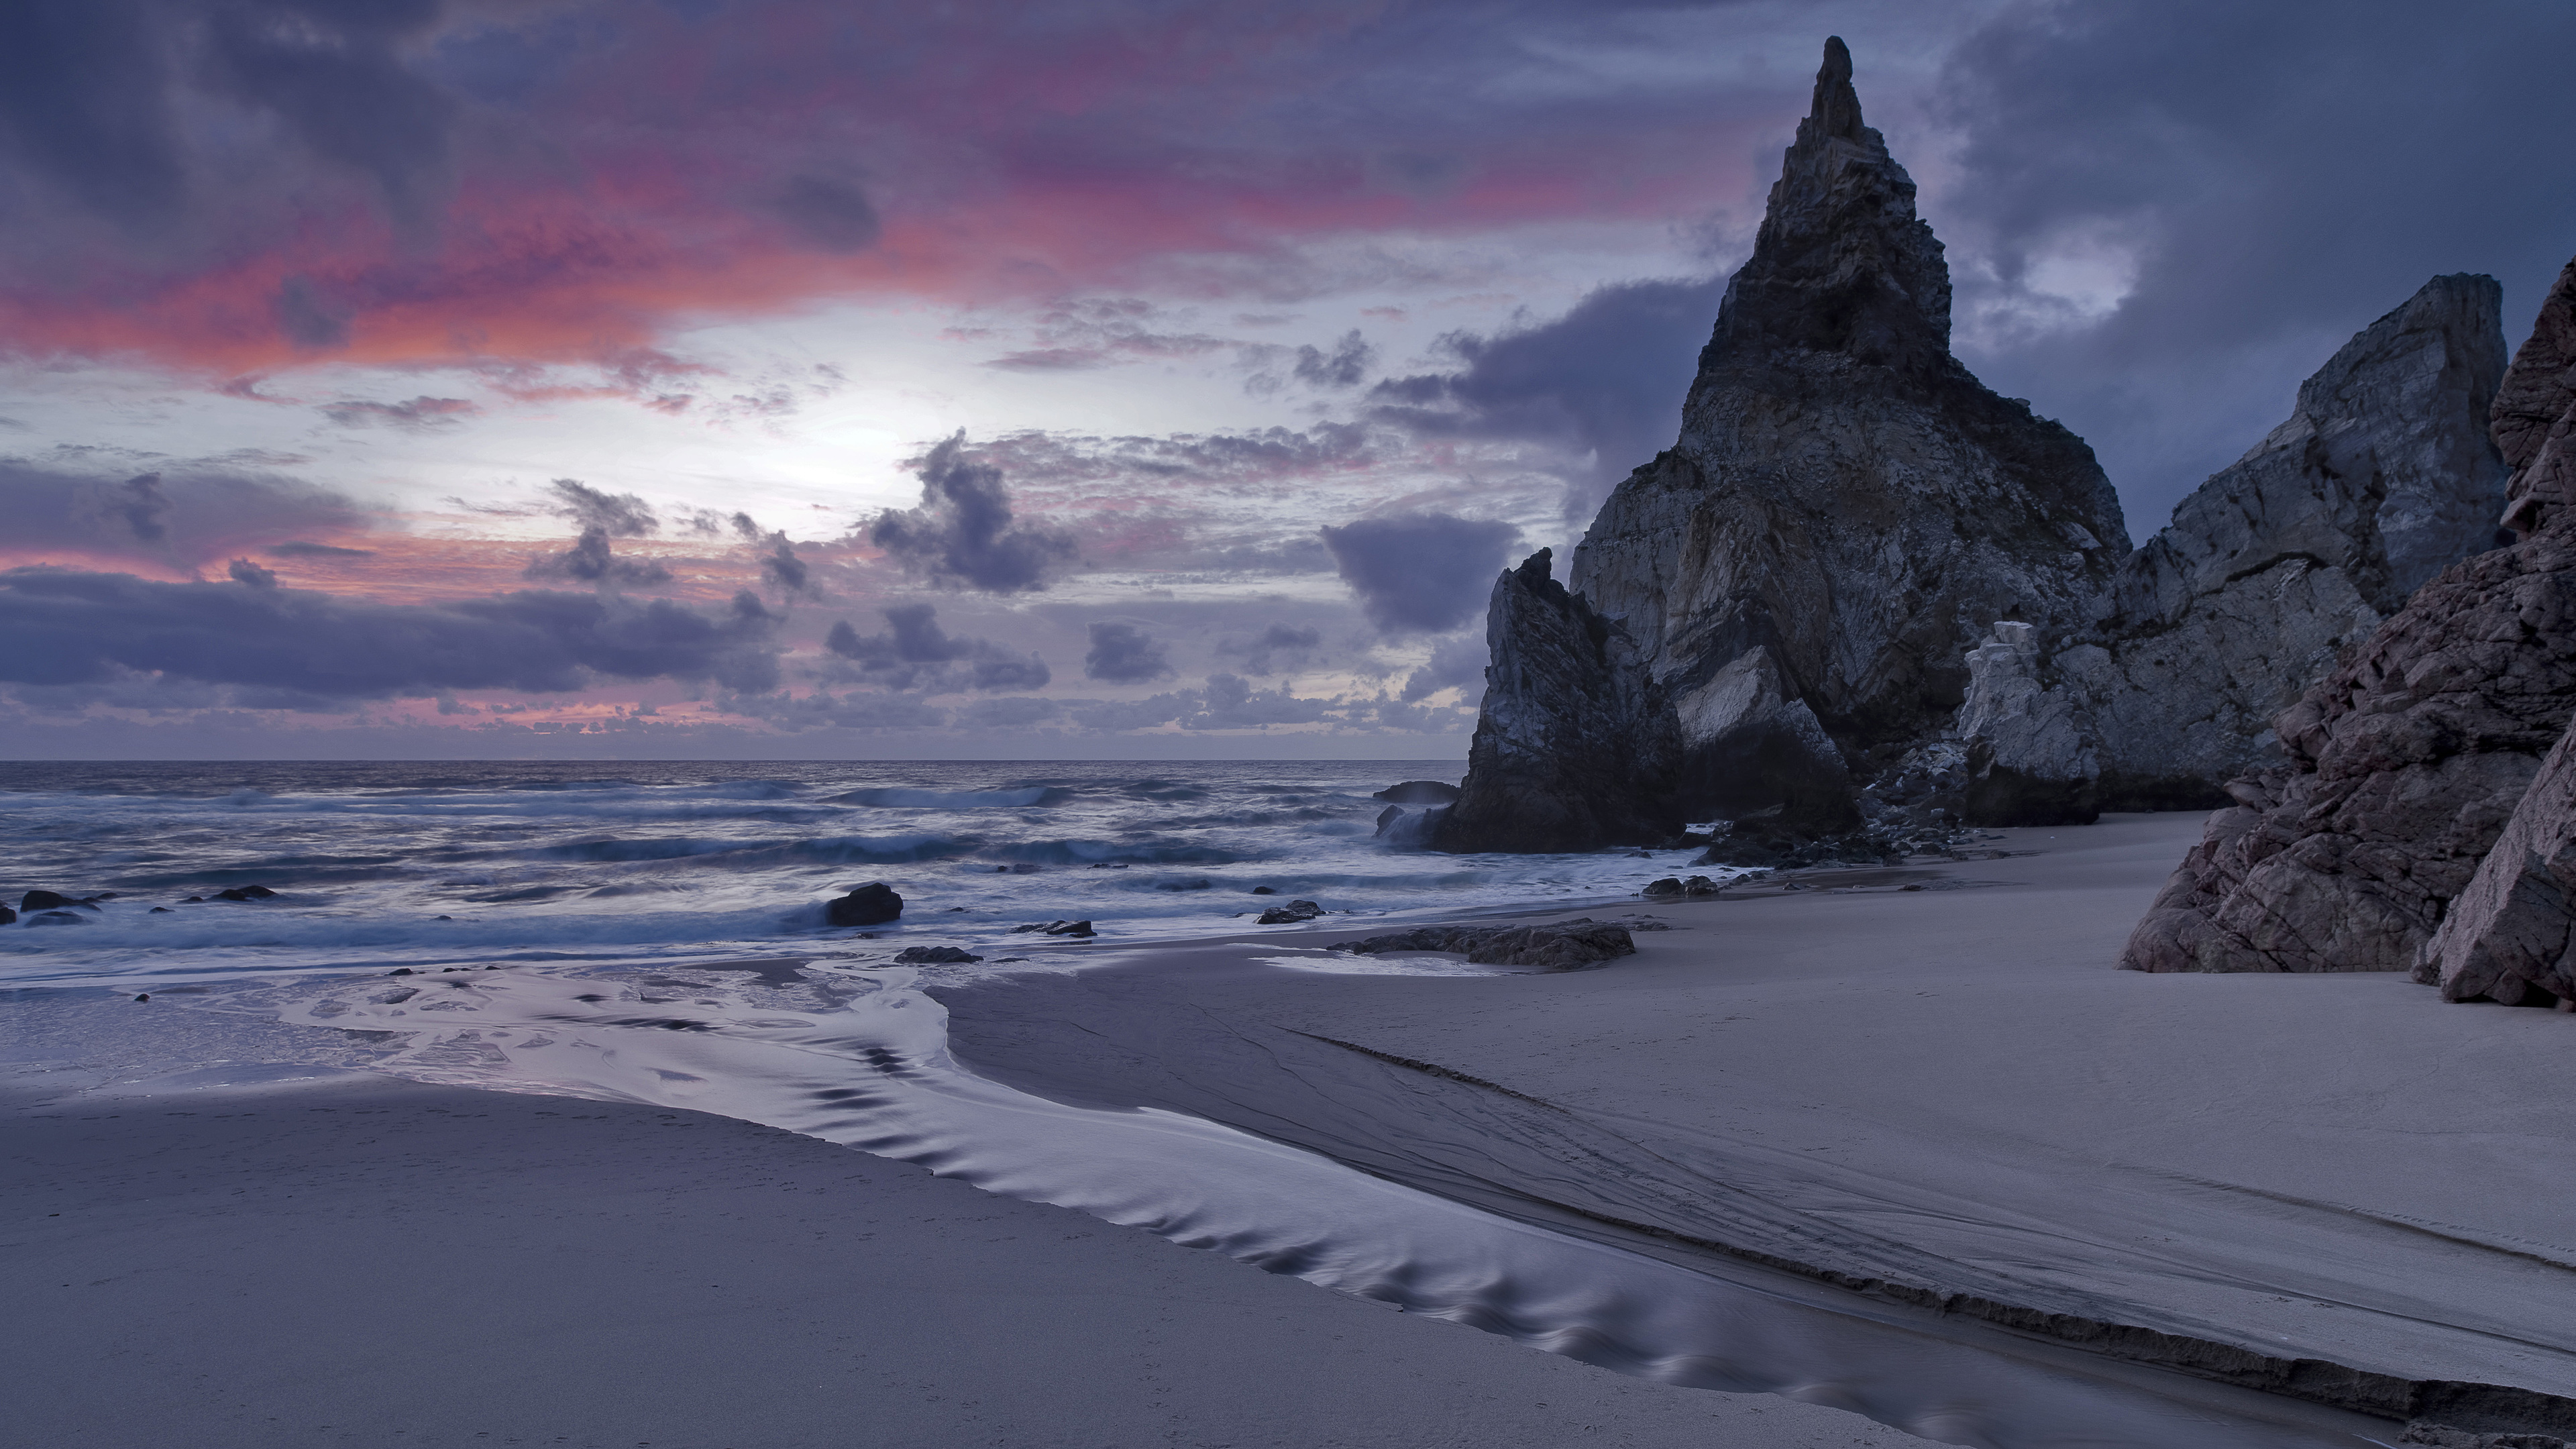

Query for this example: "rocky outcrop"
[2495,255,2576,534]
[2119,510,2576,973]
[1440,38,2128,850]
[1433,549,1681,851]
[2417,710,2576,1005]
[1957,275,2511,818]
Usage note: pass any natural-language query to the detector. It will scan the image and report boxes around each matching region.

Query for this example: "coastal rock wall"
[1960,276,2512,818]
[2120,252,2576,975]
[2119,517,2576,974]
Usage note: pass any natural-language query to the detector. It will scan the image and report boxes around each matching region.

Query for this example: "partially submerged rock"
[215,885,280,902]
[826,882,904,928]
[1333,919,1635,971]
[1371,780,1460,805]
[1255,899,1326,925]
[1012,918,1095,937]
[892,945,983,965]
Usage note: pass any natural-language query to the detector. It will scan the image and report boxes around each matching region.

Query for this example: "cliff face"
[1439,38,2129,850]
[2121,260,2576,975]
[1960,276,2511,818]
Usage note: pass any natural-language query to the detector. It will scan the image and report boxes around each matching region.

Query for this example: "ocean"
[0,759,1682,988]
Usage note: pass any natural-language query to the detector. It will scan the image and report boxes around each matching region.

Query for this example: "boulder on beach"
[1256,899,1325,924]
[1012,919,1095,937]
[1334,920,1635,971]
[892,945,983,965]
[826,882,904,928]
[1371,780,1461,806]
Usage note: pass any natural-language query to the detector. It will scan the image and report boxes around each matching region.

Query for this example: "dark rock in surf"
[1372,780,1461,805]
[892,945,983,964]
[215,885,279,902]
[21,890,80,911]
[149,906,170,913]
[1255,899,1326,925]
[0,905,13,925]
[1334,919,1635,971]
[1012,919,1095,937]
[1249,885,1277,895]
[1374,804,1405,835]
[1642,877,1684,897]
[826,883,904,928]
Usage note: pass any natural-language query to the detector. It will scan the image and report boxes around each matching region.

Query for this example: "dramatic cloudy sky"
[3,0,2570,759]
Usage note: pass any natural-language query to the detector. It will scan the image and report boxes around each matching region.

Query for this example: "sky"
[2,0,2571,761]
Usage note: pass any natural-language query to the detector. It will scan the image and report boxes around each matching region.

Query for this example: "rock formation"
[1331,919,1636,971]
[826,881,902,927]
[1958,275,2510,820]
[1438,38,2130,851]
[2416,710,2576,1005]
[2122,266,2576,974]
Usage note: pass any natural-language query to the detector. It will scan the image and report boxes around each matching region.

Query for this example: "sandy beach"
[9,812,2573,1446]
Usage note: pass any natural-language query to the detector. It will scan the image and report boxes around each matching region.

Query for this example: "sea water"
[0,759,1688,987]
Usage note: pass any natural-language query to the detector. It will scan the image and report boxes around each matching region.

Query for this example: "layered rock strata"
[2417,710,2576,1005]
[1960,276,2510,821]
[1438,38,2129,851]
[2120,252,2576,975]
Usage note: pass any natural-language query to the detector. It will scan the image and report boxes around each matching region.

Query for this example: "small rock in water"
[149,906,171,913]
[1011,919,1096,937]
[133,994,149,1002]
[892,945,983,964]
[388,968,414,975]
[215,885,280,902]
[827,882,904,928]
[435,914,452,920]
[182,896,205,903]
[20,890,79,911]
[0,906,13,925]
[1249,885,1277,896]
[1256,899,1325,925]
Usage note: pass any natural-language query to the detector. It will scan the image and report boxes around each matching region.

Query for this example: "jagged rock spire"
[1700,37,1953,383]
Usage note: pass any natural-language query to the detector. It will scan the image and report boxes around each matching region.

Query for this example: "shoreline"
[10,812,2574,1444]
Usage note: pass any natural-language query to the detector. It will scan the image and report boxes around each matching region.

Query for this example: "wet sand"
[1,1071,1937,1449]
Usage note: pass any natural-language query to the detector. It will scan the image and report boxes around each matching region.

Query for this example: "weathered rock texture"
[2416,712,2576,1004]
[1439,38,2128,850]
[2495,255,2576,534]
[1332,919,1636,971]
[1959,276,2511,819]
[2119,513,2576,973]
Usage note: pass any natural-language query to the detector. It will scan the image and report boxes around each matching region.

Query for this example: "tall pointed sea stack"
[1437,38,2130,852]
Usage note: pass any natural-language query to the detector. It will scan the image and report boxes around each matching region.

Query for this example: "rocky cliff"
[1958,275,2510,821]
[2121,264,2576,974]
[1438,37,2130,851]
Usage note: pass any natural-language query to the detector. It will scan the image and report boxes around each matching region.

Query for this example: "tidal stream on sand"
[8,947,2399,1449]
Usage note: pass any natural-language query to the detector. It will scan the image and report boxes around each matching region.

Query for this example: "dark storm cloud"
[869,433,1075,594]
[1230,623,1322,676]
[6,461,364,568]
[525,527,672,588]
[1082,621,1173,683]
[205,0,458,234]
[0,1,186,238]
[547,478,659,537]
[1293,330,1376,388]
[1319,513,1521,635]
[729,512,812,596]
[1369,276,1727,519]
[0,568,783,700]
[823,602,1051,693]
[1931,0,2576,526]
[225,557,278,588]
